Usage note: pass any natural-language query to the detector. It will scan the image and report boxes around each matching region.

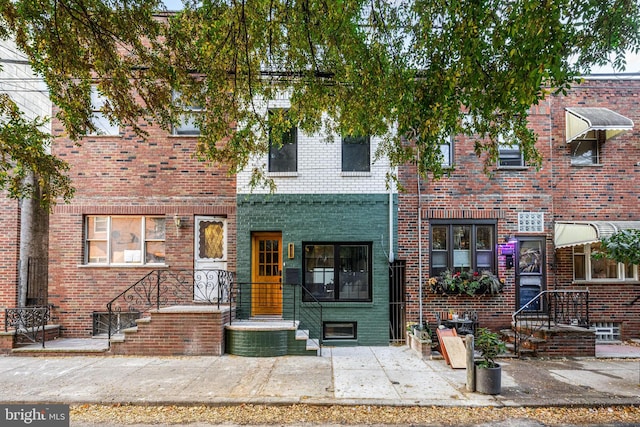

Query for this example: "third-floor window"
[341,135,370,172]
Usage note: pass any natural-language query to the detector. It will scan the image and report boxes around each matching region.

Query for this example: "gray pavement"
[0,342,639,408]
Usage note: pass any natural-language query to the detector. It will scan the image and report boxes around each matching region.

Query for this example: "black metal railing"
[106,269,235,341]
[4,306,50,348]
[234,282,323,354]
[512,289,590,355]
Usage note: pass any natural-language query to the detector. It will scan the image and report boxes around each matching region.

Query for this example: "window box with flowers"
[429,270,505,296]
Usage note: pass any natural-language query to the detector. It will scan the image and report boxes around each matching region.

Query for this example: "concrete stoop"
[1,324,63,355]
[225,319,320,357]
[108,305,232,356]
[502,322,596,357]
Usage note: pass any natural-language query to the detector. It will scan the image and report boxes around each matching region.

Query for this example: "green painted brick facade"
[236,193,397,346]
[226,329,314,357]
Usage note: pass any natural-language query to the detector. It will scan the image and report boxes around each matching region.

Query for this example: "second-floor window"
[172,91,202,136]
[89,86,119,136]
[342,135,370,172]
[85,216,166,265]
[439,135,453,167]
[573,243,636,281]
[498,133,524,167]
[570,130,601,166]
[430,221,496,276]
[268,110,297,172]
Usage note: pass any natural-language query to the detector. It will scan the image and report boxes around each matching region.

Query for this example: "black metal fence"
[4,306,50,348]
[512,289,590,354]
[106,269,235,340]
[234,281,323,354]
[389,260,406,344]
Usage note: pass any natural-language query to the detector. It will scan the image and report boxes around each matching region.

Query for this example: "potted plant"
[474,327,507,395]
[428,270,505,296]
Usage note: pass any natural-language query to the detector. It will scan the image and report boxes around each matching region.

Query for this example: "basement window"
[591,322,621,343]
[324,322,357,340]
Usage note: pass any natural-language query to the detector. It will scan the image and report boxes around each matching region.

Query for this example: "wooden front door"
[251,232,283,316]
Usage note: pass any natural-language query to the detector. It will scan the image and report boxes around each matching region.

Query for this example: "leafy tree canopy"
[0,94,74,207]
[1,0,639,185]
[595,229,640,266]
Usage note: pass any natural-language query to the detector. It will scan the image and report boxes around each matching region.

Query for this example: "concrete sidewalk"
[0,344,639,408]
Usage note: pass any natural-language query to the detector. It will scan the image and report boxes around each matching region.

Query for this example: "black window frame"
[323,322,357,340]
[341,135,371,172]
[302,242,372,302]
[268,109,298,173]
[429,220,497,277]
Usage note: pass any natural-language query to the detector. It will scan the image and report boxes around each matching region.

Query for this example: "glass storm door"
[194,216,227,302]
[516,237,546,311]
[251,232,283,316]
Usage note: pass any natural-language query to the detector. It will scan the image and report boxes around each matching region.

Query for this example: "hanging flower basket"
[429,270,505,296]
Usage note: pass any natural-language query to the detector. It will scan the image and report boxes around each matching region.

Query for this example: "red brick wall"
[49,114,236,337]
[0,192,20,326]
[398,79,640,339]
[110,308,230,356]
[549,80,640,340]
[398,99,554,332]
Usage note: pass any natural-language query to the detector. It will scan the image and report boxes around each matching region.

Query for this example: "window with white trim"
[439,135,453,167]
[570,130,601,166]
[573,243,636,281]
[89,86,119,136]
[172,91,202,136]
[85,216,166,265]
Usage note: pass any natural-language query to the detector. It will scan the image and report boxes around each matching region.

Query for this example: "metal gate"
[26,257,48,306]
[389,260,406,343]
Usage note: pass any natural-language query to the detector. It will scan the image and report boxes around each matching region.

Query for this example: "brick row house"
[398,78,640,353]
[2,48,639,354]
[46,86,238,342]
[233,93,397,349]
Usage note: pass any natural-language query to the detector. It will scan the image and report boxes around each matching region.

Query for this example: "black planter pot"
[475,363,501,395]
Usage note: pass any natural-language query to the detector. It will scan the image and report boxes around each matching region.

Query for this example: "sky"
[158,1,640,76]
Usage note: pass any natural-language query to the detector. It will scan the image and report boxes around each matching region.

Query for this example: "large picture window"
[85,216,166,265]
[303,242,372,302]
[573,243,636,281]
[430,221,496,276]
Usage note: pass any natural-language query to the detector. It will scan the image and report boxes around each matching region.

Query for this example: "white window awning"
[565,107,634,143]
[554,221,640,248]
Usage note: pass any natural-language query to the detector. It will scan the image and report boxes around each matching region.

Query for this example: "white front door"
[193,216,228,302]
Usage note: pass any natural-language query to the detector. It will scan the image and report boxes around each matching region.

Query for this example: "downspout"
[417,147,423,327]
[388,167,396,263]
